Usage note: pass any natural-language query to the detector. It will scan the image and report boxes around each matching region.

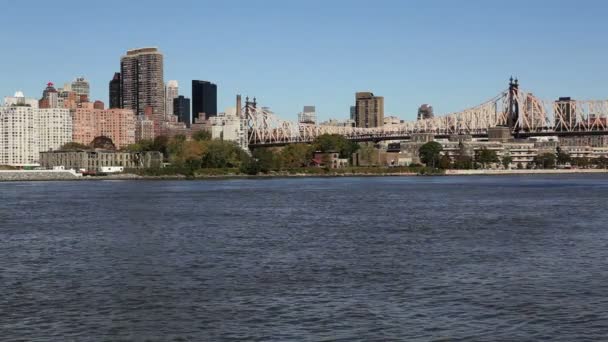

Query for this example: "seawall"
[445,169,608,175]
[0,170,82,181]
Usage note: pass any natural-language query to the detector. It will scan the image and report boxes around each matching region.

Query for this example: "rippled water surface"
[2,175,608,341]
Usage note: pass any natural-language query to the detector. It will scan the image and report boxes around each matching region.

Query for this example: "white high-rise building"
[210,107,248,150]
[165,80,179,118]
[0,103,72,166]
[3,91,38,108]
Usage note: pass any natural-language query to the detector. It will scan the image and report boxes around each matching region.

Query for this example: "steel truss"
[245,88,608,145]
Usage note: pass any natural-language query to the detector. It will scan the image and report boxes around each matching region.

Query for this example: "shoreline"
[1,169,608,182]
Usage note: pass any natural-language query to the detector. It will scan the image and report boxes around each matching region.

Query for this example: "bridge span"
[244,79,608,148]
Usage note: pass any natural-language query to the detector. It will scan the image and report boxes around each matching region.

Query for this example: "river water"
[1,175,608,341]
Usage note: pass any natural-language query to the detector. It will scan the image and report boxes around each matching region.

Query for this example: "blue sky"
[1,0,607,121]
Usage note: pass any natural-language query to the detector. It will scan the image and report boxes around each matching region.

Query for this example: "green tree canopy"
[418,141,443,168]
[556,147,571,166]
[279,144,313,168]
[439,154,452,169]
[533,153,556,169]
[501,154,513,169]
[476,148,499,168]
[595,156,608,168]
[192,130,211,142]
[313,134,359,159]
[201,140,250,168]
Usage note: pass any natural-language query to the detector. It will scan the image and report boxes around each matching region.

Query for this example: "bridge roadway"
[248,129,608,148]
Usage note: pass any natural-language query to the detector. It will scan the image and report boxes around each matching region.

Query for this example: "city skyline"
[2,0,608,121]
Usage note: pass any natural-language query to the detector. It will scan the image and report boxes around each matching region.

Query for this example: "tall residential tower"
[165,80,179,118]
[355,92,384,128]
[120,47,164,116]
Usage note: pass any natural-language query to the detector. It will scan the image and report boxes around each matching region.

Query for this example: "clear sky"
[1,0,608,121]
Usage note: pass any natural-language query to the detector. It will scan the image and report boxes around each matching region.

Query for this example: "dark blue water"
[2,175,608,341]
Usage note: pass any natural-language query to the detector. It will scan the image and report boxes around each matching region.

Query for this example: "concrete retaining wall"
[445,169,608,175]
[0,170,81,181]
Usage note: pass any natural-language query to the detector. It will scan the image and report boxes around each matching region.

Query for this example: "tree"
[151,136,170,156]
[192,130,211,142]
[439,154,452,169]
[418,141,443,168]
[201,140,249,168]
[533,153,556,169]
[501,155,513,170]
[572,157,591,169]
[556,147,571,167]
[90,136,116,150]
[279,144,313,168]
[476,148,499,169]
[251,148,279,173]
[180,140,206,172]
[60,142,90,151]
[517,162,524,170]
[453,155,474,169]
[313,134,359,159]
[595,156,608,169]
[356,143,377,166]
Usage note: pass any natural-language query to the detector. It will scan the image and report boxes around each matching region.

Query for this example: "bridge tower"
[507,77,520,131]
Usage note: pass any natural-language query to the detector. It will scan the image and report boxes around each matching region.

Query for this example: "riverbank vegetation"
[125,133,441,177]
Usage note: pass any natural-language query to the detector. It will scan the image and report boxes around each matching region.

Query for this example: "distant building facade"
[40,150,163,171]
[384,116,402,125]
[319,118,356,127]
[0,105,72,166]
[209,107,248,150]
[4,91,38,108]
[71,77,90,102]
[165,80,179,118]
[192,80,217,121]
[72,106,136,149]
[417,104,434,120]
[135,115,155,142]
[39,82,59,108]
[120,47,164,116]
[555,97,575,131]
[109,72,121,109]
[173,95,191,127]
[298,105,317,124]
[355,92,384,128]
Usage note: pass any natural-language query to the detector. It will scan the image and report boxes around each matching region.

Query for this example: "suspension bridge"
[245,79,608,147]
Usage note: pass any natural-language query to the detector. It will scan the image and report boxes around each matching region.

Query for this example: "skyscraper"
[109,72,121,109]
[173,95,191,127]
[165,80,179,118]
[40,82,59,108]
[355,92,384,128]
[120,47,164,116]
[71,77,90,102]
[192,80,217,122]
[417,104,434,120]
[298,105,317,124]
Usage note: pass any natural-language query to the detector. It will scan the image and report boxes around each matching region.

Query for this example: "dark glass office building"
[173,95,191,127]
[192,80,217,122]
[109,72,121,109]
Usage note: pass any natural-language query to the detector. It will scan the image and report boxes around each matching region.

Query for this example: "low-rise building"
[39,150,163,172]
[312,151,348,168]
